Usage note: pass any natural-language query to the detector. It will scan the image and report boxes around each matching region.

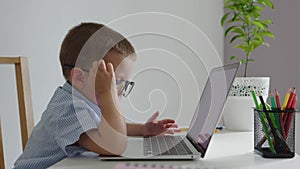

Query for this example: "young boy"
[13,23,177,169]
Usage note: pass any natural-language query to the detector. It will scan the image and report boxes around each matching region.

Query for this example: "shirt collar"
[62,81,101,114]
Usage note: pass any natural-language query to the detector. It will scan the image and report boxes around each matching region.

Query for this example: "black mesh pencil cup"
[254,108,297,158]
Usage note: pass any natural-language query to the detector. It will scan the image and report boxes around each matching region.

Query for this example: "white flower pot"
[222,77,270,131]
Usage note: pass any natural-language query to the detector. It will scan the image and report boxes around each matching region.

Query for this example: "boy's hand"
[91,60,117,96]
[143,111,178,137]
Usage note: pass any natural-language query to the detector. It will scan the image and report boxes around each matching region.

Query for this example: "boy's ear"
[70,68,86,88]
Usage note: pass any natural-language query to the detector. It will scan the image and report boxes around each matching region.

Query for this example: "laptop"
[99,62,240,160]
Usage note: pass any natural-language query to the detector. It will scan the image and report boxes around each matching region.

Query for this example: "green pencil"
[270,92,280,132]
[251,89,276,154]
[251,88,259,108]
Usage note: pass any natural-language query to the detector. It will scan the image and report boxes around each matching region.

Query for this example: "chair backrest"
[0,57,34,169]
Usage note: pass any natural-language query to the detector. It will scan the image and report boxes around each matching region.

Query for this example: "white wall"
[0,0,223,167]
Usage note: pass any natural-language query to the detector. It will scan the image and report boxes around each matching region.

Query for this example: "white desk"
[49,131,300,169]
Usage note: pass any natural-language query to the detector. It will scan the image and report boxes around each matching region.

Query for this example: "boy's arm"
[126,123,144,136]
[77,60,127,156]
[126,111,178,137]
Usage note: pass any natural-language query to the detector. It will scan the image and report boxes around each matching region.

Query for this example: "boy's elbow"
[111,137,128,155]
[77,131,127,156]
[99,136,128,156]
[118,140,128,155]
[119,138,128,154]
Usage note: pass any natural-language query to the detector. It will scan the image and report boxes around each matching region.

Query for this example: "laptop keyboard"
[143,136,193,156]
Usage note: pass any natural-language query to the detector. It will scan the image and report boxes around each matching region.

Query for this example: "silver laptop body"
[99,62,240,160]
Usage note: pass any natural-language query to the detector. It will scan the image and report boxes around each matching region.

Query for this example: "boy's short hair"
[59,22,135,80]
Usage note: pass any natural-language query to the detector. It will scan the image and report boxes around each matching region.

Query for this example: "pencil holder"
[254,108,297,158]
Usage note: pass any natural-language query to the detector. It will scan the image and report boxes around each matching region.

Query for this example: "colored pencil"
[275,89,286,138]
[284,95,297,139]
[283,88,296,123]
[258,93,276,154]
[270,92,280,130]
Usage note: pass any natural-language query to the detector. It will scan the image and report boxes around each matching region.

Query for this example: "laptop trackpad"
[122,137,144,157]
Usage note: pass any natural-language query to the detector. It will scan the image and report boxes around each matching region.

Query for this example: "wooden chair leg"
[14,57,34,150]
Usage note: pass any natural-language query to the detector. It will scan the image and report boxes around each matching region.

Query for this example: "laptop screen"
[186,62,240,157]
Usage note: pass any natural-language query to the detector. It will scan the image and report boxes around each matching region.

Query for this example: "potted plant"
[221,0,275,131]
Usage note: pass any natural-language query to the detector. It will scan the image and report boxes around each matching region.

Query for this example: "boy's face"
[104,51,136,99]
[71,51,136,103]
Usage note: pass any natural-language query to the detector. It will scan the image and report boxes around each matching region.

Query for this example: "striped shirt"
[13,82,101,169]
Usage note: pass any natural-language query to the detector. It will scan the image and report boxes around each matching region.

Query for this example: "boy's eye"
[116,80,123,85]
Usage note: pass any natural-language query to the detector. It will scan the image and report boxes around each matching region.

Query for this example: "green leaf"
[230,56,237,60]
[252,11,261,19]
[249,42,255,54]
[261,30,275,38]
[225,4,236,10]
[254,6,263,11]
[263,0,275,9]
[252,40,263,50]
[230,35,243,43]
[229,18,242,23]
[228,12,241,22]
[233,44,244,49]
[234,44,248,53]
[239,59,245,64]
[254,33,263,41]
[253,37,264,43]
[231,12,239,22]
[260,20,269,28]
[225,26,237,37]
[233,27,244,35]
[264,19,273,24]
[252,21,265,29]
[257,1,266,7]
[221,12,231,27]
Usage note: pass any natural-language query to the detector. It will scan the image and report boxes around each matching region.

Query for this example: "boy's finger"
[165,124,178,128]
[98,60,106,71]
[106,63,114,73]
[147,111,159,122]
[158,119,175,124]
[157,129,168,136]
[163,130,174,135]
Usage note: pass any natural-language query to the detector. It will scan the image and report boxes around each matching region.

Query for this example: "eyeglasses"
[63,64,135,97]
[116,80,135,97]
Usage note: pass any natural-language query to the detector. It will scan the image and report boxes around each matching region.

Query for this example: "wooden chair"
[0,57,34,169]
